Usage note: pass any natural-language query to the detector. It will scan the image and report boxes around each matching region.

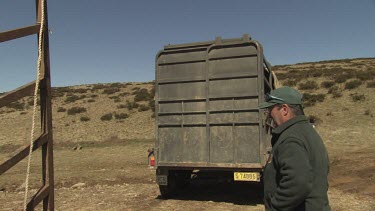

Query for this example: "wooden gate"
[0,0,54,210]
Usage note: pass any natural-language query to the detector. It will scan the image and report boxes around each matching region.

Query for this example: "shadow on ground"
[157,180,264,206]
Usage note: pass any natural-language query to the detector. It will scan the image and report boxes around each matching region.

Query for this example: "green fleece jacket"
[263,116,330,211]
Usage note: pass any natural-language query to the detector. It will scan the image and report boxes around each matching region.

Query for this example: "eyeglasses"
[265,93,284,102]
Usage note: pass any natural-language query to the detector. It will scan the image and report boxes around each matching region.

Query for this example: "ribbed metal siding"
[156,37,265,168]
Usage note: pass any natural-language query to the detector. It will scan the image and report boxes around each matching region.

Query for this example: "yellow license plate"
[234,172,260,182]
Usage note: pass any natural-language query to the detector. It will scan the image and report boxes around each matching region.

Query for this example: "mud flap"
[157,175,168,186]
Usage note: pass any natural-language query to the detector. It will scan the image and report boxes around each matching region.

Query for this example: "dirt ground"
[0,138,374,211]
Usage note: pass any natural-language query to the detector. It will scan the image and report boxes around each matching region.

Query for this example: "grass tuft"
[345,80,362,90]
[299,81,319,90]
[67,107,87,115]
[302,93,326,107]
[350,93,366,102]
[100,113,113,121]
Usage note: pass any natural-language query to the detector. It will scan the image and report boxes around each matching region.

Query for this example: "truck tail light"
[150,155,155,167]
[148,148,155,168]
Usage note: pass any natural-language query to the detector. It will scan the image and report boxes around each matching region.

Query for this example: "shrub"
[55,87,72,93]
[302,93,326,107]
[328,86,342,98]
[298,81,318,90]
[364,110,371,116]
[67,107,87,115]
[308,69,324,78]
[321,81,335,89]
[134,88,151,102]
[100,113,113,121]
[333,71,356,83]
[92,84,107,90]
[149,100,155,112]
[117,104,127,109]
[51,89,65,98]
[344,80,362,90]
[275,73,288,80]
[283,79,298,87]
[110,83,123,88]
[138,104,150,112]
[289,69,299,74]
[115,113,129,119]
[27,99,33,106]
[7,101,25,110]
[52,87,72,98]
[356,71,374,81]
[333,74,348,83]
[57,107,66,112]
[80,116,90,122]
[350,93,365,102]
[150,86,155,99]
[109,96,121,102]
[65,95,85,103]
[103,88,120,95]
[126,101,139,110]
[73,88,88,94]
[27,98,41,106]
[367,81,375,88]
[118,92,130,97]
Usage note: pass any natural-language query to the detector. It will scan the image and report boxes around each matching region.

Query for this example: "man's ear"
[281,104,289,116]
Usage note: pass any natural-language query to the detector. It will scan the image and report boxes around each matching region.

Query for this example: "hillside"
[0,57,374,209]
[0,82,155,147]
[0,58,373,148]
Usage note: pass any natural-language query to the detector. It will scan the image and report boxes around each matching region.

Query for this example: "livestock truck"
[148,34,279,197]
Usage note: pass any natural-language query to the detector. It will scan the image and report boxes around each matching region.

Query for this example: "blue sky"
[1,0,375,92]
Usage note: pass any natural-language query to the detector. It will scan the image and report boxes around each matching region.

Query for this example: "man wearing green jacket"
[259,86,330,211]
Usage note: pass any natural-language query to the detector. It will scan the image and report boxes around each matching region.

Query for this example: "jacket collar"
[272,115,309,135]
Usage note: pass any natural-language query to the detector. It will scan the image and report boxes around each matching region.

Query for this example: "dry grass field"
[0,58,374,210]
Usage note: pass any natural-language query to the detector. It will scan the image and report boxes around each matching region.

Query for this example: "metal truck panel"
[159,82,206,101]
[208,57,258,79]
[155,35,275,170]
[208,78,258,98]
[158,62,205,83]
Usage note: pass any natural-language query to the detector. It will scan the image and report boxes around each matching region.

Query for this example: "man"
[259,86,330,211]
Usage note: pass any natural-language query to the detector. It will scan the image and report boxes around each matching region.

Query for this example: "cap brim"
[258,101,277,109]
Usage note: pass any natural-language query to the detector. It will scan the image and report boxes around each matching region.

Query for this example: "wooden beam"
[0,24,40,43]
[26,185,50,211]
[0,81,36,109]
[0,133,48,175]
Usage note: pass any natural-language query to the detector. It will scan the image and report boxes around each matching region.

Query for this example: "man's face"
[267,104,284,127]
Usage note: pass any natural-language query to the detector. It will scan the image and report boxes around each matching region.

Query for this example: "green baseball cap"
[259,86,303,109]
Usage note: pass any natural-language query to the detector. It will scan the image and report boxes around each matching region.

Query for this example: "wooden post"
[0,0,54,210]
[36,0,54,210]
